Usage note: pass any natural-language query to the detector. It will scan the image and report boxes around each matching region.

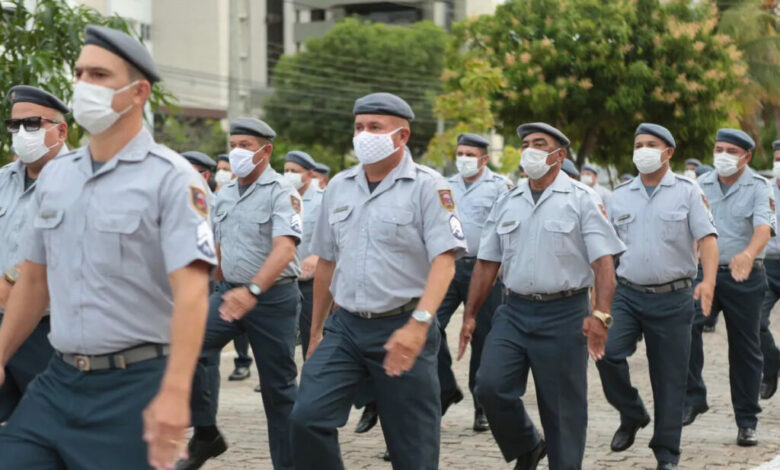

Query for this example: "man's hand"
[694,280,715,317]
[301,255,318,281]
[143,388,190,470]
[306,331,323,360]
[219,287,257,322]
[0,278,11,310]
[729,251,754,282]
[457,317,475,360]
[583,316,608,361]
[383,320,428,377]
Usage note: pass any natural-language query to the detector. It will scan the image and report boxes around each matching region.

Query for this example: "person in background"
[685,158,702,179]
[581,163,613,212]
[313,162,330,190]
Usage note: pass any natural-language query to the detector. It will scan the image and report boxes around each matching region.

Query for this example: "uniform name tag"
[334,206,349,213]
[501,221,515,227]
[617,214,630,222]
[40,210,57,219]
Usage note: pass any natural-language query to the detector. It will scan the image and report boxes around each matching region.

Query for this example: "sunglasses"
[5,116,61,134]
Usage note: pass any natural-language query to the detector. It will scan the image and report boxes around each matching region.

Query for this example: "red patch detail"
[438,189,455,212]
[291,195,301,213]
[189,186,209,217]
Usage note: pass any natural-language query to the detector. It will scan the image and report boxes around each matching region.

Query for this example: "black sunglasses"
[5,116,61,134]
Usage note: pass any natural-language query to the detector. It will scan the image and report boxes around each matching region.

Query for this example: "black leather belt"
[56,343,169,372]
[346,298,419,320]
[227,277,297,289]
[506,288,588,302]
[618,277,692,294]
[718,261,763,271]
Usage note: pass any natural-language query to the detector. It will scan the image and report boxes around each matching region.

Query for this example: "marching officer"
[283,150,324,359]
[437,132,508,431]
[0,85,70,421]
[463,122,625,470]
[215,154,233,190]
[596,124,718,470]
[179,118,302,470]
[561,158,580,180]
[313,162,330,189]
[182,150,216,197]
[686,129,775,447]
[0,25,217,470]
[581,164,613,211]
[290,92,467,469]
[759,139,780,399]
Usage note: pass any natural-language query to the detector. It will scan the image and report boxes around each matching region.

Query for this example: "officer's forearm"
[214,243,224,282]
[0,261,48,367]
[250,236,296,291]
[463,260,500,322]
[591,255,616,312]
[699,235,718,285]
[311,259,336,336]
[744,225,772,259]
[416,252,456,322]
[161,262,211,396]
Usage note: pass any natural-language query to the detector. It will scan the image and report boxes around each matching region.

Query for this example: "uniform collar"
[627,168,676,191]
[699,166,756,187]
[513,169,571,209]
[346,150,416,199]
[450,166,492,191]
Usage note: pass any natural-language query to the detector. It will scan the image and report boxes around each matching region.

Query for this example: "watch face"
[248,284,261,296]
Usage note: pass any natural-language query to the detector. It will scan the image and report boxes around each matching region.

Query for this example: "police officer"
[215,153,233,190]
[561,158,580,180]
[290,92,467,470]
[759,139,780,399]
[581,163,613,211]
[517,164,529,187]
[686,129,775,447]
[0,85,70,422]
[434,132,508,432]
[283,150,323,359]
[182,150,217,194]
[685,158,703,179]
[0,26,217,470]
[180,118,302,470]
[596,124,718,470]
[313,161,330,189]
[462,122,625,470]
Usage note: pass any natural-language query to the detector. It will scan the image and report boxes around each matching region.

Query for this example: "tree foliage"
[441,0,748,173]
[264,18,448,170]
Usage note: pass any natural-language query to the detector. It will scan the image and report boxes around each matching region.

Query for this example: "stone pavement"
[201,306,780,470]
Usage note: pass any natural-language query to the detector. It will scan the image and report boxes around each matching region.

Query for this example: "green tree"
[154,116,227,162]
[264,18,448,170]
[0,0,174,164]
[441,0,747,173]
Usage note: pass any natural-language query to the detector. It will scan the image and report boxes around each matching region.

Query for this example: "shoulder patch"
[190,186,209,218]
[598,204,608,218]
[771,197,776,212]
[438,189,455,212]
[449,215,465,240]
[290,194,301,213]
[702,194,710,210]
[196,220,216,258]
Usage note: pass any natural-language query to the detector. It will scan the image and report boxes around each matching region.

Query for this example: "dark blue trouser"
[191,281,300,470]
[596,284,693,464]
[291,308,441,470]
[298,279,314,361]
[0,354,165,469]
[0,315,53,422]
[475,293,588,470]
[760,259,780,378]
[437,259,503,409]
[233,334,252,369]
[687,267,766,428]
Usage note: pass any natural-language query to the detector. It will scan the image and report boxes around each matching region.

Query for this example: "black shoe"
[610,414,651,452]
[441,387,464,416]
[513,440,546,470]
[254,383,262,393]
[473,408,489,432]
[682,404,708,426]
[228,366,250,381]
[703,324,716,333]
[176,433,228,470]
[760,373,778,400]
[657,462,677,470]
[737,427,758,447]
[354,402,378,434]
[382,448,391,461]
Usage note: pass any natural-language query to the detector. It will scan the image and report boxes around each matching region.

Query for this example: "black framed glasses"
[5,116,60,134]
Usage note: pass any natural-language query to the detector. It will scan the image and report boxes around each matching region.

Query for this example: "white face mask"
[352,128,402,165]
[713,152,742,177]
[517,176,528,187]
[215,169,232,186]
[284,171,305,190]
[521,147,558,180]
[72,80,139,135]
[580,174,595,186]
[632,147,667,174]
[683,169,697,179]
[455,156,480,178]
[229,145,267,178]
[12,125,58,164]
[773,161,780,180]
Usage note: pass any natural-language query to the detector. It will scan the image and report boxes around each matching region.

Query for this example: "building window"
[310,9,326,22]
[140,23,151,41]
[295,9,301,23]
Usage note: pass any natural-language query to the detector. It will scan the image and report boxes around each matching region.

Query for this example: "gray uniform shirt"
[311,151,468,313]
[478,171,626,294]
[24,129,217,355]
[697,168,776,265]
[448,168,509,256]
[610,170,718,285]
[300,183,324,260]
[594,184,613,212]
[767,181,780,257]
[214,165,303,284]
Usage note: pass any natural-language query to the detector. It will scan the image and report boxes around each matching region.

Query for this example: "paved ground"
[201,306,780,469]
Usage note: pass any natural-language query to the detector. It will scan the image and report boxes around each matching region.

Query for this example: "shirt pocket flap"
[34,209,64,229]
[329,205,353,224]
[613,213,636,226]
[496,220,520,234]
[214,211,229,222]
[659,211,686,222]
[377,208,414,225]
[247,212,272,224]
[94,213,141,234]
[544,219,576,233]
[0,206,6,217]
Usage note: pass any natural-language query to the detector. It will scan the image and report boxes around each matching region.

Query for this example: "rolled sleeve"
[420,178,468,262]
[271,185,303,244]
[754,179,777,236]
[580,192,625,263]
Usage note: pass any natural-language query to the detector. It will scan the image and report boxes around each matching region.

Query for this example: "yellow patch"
[189,186,209,218]
[438,189,455,212]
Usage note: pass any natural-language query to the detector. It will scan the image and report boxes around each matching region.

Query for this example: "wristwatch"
[4,267,19,285]
[411,309,433,325]
[592,310,613,329]
[245,283,263,300]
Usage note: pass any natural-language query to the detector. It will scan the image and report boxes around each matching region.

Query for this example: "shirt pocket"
[496,219,520,256]
[372,207,415,252]
[33,209,65,268]
[93,212,142,277]
[328,205,353,248]
[468,198,494,227]
[241,212,273,251]
[543,218,577,255]
[612,213,636,245]
[659,210,687,242]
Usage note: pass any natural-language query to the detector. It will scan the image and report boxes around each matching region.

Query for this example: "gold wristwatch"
[4,267,19,285]
[592,310,613,329]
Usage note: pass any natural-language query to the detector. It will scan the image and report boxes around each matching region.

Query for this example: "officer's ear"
[480,152,490,166]
[745,151,753,165]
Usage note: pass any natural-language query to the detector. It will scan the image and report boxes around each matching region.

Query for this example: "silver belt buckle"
[74,355,91,372]
[532,294,544,301]
[358,311,372,319]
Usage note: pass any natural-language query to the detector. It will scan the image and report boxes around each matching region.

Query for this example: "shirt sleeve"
[420,177,468,262]
[477,202,503,262]
[310,187,338,262]
[22,188,46,266]
[753,178,777,236]
[688,184,718,241]
[271,184,303,244]
[580,190,626,263]
[159,167,218,274]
